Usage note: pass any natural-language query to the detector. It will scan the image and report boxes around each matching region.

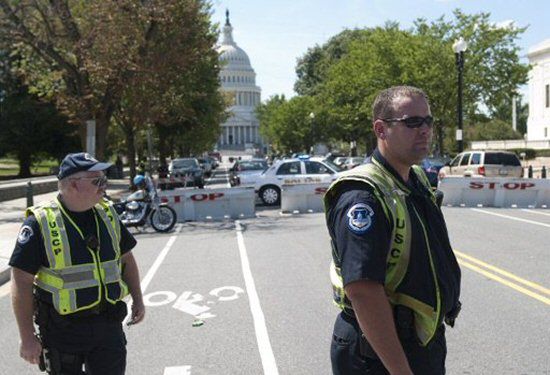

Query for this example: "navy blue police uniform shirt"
[10,199,137,275]
[326,151,461,318]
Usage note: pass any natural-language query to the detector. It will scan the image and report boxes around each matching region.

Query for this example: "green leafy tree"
[466,118,522,141]
[257,95,319,154]
[112,0,227,178]
[294,10,530,155]
[0,54,79,177]
[0,0,225,161]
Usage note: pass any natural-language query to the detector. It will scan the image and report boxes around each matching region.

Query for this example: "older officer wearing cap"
[10,152,145,374]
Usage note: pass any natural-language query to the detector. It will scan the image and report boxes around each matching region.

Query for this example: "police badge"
[346,203,374,234]
[17,225,34,245]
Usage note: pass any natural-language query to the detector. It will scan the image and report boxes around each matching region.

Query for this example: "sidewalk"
[0,183,130,286]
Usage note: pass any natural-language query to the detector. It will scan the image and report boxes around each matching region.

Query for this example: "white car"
[254,156,343,206]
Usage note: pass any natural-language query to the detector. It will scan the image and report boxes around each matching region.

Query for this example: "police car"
[254,155,343,205]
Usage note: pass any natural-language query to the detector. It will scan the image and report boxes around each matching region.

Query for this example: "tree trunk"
[155,124,170,165]
[17,152,32,178]
[122,123,136,181]
[95,114,111,161]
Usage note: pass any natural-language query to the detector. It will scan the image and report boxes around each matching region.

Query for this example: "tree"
[0,53,79,176]
[293,10,530,154]
[112,0,227,178]
[294,29,370,96]
[466,119,522,141]
[257,95,320,154]
[0,0,224,160]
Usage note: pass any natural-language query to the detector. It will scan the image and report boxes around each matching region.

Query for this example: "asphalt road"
[0,206,549,374]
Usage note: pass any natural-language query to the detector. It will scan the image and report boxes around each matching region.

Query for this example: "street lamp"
[309,112,315,154]
[453,37,468,153]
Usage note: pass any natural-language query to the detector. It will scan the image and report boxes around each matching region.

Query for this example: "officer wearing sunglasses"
[325,86,461,374]
[10,152,145,374]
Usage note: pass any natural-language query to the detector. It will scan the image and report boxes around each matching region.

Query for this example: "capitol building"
[216,11,263,152]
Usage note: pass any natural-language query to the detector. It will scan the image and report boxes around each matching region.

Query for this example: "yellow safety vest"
[324,158,441,346]
[27,197,129,315]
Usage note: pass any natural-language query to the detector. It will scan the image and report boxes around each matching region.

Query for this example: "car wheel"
[259,185,280,206]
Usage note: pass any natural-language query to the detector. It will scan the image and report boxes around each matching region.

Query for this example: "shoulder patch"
[346,203,375,234]
[17,225,34,245]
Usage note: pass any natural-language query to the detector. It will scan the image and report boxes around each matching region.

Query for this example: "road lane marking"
[235,220,279,375]
[521,209,550,217]
[164,366,191,374]
[454,250,550,296]
[471,208,550,228]
[124,224,182,325]
[456,258,550,306]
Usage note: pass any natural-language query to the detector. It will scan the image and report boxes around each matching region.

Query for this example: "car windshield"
[172,159,197,168]
[323,159,344,172]
[238,160,268,171]
[484,153,521,166]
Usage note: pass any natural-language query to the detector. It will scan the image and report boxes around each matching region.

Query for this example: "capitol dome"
[216,10,263,152]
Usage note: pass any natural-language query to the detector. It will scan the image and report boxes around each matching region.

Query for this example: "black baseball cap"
[57,152,112,180]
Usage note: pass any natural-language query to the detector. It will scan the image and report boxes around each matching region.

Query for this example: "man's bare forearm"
[11,268,37,341]
[345,280,413,375]
[121,252,143,304]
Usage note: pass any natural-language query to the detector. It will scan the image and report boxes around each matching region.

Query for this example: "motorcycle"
[113,176,177,233]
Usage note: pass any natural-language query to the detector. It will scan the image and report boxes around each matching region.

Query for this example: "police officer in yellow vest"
[10,152,145,374]
[325,86,461,374]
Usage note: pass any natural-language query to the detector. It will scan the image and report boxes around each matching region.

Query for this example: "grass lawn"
[0,158,58,178]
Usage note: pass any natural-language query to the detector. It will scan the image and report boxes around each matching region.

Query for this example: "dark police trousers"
[331,308,447,375]
[35,301,128,375]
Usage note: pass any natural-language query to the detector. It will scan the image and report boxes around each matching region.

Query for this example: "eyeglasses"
[71,175,108,187]
[380,115,434,129]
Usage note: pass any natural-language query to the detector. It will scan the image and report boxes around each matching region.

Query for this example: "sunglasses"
[71,175,108,187]
[380,115,434,129]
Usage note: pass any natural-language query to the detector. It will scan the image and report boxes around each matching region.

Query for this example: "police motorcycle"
[114,174,177,232]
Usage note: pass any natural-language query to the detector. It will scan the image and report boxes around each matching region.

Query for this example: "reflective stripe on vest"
[325,158,441,346]
[27,198,128,315]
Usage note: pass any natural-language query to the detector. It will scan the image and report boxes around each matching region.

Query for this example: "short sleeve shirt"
[10,203,137,275]
[326,181,392,286]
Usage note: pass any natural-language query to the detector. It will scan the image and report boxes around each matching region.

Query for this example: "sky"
[211,0,549,100]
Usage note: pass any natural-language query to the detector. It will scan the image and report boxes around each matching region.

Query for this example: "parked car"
[254,156,343,206]
[229,159,268,186]
[343,157,366,170]
[419,157,448,187]
[438,151,522,179]
[196,157,213,177]
[168,158,205,188]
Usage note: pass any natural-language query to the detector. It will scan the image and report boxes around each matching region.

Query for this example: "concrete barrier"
[438,176,550,208]
[281,183,330,213]
[159,187,255,221]
[0,179,58,202]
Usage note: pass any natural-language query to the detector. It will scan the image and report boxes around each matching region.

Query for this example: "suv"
[438,151,522,179]
[168,158,205,188]
[254,156,342,206]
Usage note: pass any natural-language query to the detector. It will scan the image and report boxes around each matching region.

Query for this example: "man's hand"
[19,335,42,365]
[129,299,145,325]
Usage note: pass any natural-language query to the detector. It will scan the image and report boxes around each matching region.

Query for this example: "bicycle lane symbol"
[143,286,245,319]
